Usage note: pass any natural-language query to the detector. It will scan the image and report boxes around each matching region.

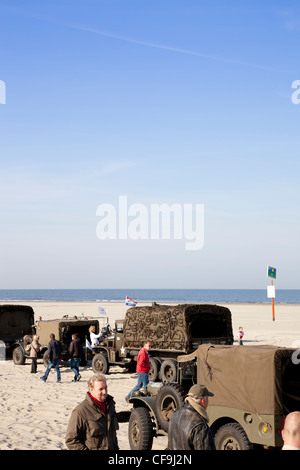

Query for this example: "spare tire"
[155,382,186,432]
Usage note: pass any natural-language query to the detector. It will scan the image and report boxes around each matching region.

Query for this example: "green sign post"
[267,266,277,321]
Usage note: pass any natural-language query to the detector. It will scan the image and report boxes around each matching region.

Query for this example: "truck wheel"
[160,359,177,382]
[12,346,26,365]
[156,382,185,432]
[128,407,154,450]
[214,423,253,450]
[92,353,110,374]
[43,350,49,367]
[149,357,161,382]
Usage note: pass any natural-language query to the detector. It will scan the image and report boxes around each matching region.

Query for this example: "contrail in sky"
[0,5,278,71]
[65,22,277,72]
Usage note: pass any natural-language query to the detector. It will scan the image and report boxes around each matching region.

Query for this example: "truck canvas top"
[178,344,300,416]
[0,305,34,343]
[123,303,233,352]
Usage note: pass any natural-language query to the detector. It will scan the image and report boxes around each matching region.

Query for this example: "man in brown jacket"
[65,373,119,450]
[29,335,40,374]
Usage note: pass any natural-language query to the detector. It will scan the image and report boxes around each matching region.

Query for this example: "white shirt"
[90,331,103,347]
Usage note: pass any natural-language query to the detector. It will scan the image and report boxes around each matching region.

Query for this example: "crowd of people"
[26,328,300,451]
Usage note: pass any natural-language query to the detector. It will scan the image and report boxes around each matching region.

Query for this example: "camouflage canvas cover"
[0,305,34,341]
[179,344,298,415]
[123,303,233,352]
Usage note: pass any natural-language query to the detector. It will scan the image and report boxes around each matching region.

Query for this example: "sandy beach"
[0,300,300,451]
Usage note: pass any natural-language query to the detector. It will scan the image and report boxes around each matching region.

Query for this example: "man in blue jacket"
[40,333,62,383]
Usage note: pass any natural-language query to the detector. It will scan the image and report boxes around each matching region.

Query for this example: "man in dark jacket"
[168,384,216,450]
[40,333,62,383]
[69,333,83,382]
[65,373,119,450]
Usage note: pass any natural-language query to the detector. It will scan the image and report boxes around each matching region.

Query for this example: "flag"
[125,296,137,307]
[267,266,277,279]
[98,307,107,315]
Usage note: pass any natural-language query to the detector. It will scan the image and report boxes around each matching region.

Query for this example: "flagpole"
[267,266,276,322]
[271,279,275,321]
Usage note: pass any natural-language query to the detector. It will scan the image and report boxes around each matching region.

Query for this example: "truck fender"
[94,346,109,356]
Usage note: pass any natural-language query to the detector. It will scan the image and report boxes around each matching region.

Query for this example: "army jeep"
[127,344,300,450]
[12,317,100,366]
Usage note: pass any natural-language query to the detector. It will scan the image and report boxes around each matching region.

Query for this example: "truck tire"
[214,422,253,450]
[12,346,26,365]
[149,357,161,382]
[156,382,185,432]
[92,353,110,374]
[160,359,177,382]
[43,350,49,367]
[128,407,154,450]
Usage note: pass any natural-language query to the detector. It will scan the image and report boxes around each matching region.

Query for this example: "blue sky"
[0,1,299,289]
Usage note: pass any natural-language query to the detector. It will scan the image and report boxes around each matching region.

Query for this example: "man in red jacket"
[125,341,151,402]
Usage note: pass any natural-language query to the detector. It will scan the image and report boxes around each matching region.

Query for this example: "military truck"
[92,303,233,380]
[12,317,100,366]
[127,344,300,450]
[0,304,35,359]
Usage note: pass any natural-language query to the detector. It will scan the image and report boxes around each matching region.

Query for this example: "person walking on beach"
[30,335,40,374]
[125,340,151,402]
[282,411,300,450]
[65,373,119,450]
[69,333,83,382]
[40,333,62,383]
[237,326,244,345]
[168,384,216,450]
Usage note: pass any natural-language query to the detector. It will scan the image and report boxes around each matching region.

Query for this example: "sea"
[0,289,299,304]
